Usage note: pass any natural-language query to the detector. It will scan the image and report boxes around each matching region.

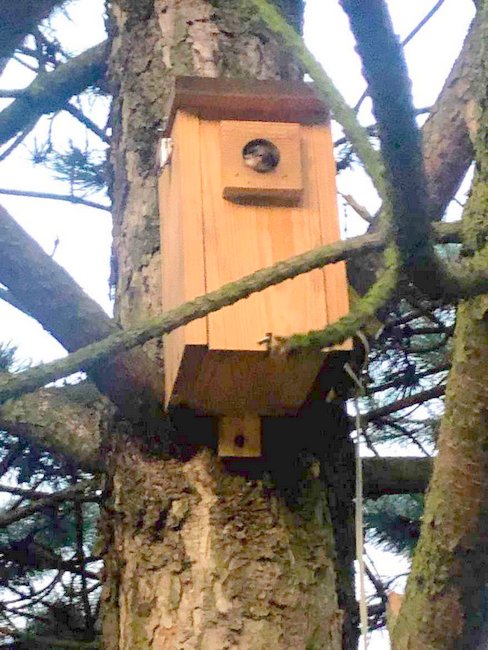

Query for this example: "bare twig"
[64,102,109,143]
[353,0,446,113]
[0,188,110,211]
[364,384,445,424]
[0,479,99,527]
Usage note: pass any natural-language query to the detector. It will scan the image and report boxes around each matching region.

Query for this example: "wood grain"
[218,415,262,457]
[160,93,350,415]
[221,120,303,204]
[159,111,207,405]
[163,76,329,137]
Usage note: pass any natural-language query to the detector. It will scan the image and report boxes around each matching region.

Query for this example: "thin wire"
[346,357,369,649]
[353,395,369,649]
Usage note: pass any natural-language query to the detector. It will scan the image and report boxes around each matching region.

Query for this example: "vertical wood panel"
[160,111,207,404]
[306,124,350,327]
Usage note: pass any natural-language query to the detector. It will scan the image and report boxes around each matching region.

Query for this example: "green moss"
[118,0,153,30]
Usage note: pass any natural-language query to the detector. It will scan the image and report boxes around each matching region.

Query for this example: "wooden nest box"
[159,77,350,457]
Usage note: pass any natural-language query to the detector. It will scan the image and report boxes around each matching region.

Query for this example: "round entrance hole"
[242,139,280,173]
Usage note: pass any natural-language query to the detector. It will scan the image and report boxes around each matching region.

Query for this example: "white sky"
[0,2,476,647]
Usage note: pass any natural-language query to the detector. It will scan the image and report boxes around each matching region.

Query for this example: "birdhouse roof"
[163,77,329,136]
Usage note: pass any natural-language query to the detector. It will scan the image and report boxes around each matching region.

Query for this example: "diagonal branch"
[0,204,163,417]
[0,221,463,406]
[340,0,488,300]
[0,0,65,75]
[363,384,445,424]
[249,0,403,351]
[346,12,482,298]
[248,0,385,197]
[0,41,108,146]
[423,12,481,219]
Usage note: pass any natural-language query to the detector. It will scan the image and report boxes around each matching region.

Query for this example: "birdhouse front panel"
[159,77,349,417]
[221,121,303,204]
[200,118,331,353]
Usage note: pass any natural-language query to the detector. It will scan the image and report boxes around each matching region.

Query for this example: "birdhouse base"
[167,345,327,417]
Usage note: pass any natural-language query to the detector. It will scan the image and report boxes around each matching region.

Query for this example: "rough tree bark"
[102,1,353,648]
[391,7,488,643]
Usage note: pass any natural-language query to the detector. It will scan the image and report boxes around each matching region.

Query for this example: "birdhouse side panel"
[160,111,208,405]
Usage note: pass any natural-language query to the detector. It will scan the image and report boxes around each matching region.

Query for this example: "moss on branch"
[0,220,470,405]
[0,41,108,146]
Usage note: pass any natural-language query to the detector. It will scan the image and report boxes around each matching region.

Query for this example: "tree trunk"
[391,14,488,642]
[102,1,355,648]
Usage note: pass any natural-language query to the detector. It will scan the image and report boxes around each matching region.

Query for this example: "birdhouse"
[158,77,350,456]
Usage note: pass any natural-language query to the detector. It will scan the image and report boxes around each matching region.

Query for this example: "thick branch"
[347,13,482,297]
[392,4,488,640]
[423,13,481,218]
[340,0,487,300]
[0,232,387,404]
[0,41,108,146]
[0,204,163,418]
[363,457,432,498]
[0,383,108,471]
[0,0,65,74]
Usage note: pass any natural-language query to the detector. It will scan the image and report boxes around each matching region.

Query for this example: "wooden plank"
[160,111,208,406]
[201,119,329,353]
[218,415,262,457]
[164,77,329,136]
[306,124,351,341]
[221,120,303,205]
[182,350,323,415]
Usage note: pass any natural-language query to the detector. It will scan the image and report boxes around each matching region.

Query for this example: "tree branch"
[0,229,385,404]
[0,204,163,418]
[353,0,447,112]
[0,0,65,75]
[363,457,433,498]
[0,220,460,405]
[63,102,109,143]
[423,11,481,218]
[248,0,385,197]
[0,287,32,316]
[249,0,404,351]
[0,479,98,528]
[347,13,482,298]
[0,384,109,471]
[0,188,110,212]
[340,0,487,300]
[363,384,445,424]
[0,41,108,146]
